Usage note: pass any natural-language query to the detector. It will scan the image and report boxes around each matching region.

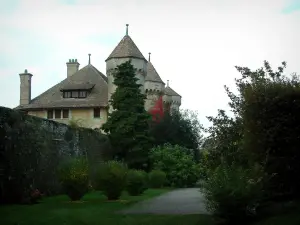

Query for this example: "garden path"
[119,188,209,215]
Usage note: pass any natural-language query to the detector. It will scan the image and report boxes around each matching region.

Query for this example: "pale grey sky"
[0,0,299,127]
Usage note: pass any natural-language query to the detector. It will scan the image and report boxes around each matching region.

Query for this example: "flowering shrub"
[30,189,43,203]
[95,161,127,200]
[58,157,89,201]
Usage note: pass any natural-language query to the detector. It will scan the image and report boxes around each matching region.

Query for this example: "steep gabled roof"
[105,35,146,61]
[164,86,181,97]
[145,62,165,84]
[15,64,108,110]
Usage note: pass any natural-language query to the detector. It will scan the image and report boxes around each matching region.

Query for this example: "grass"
[254,204,300,225]
[0,188,214,225]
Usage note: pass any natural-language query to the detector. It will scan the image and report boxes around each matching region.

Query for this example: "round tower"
[105,24,147,111]
[144,53,165,111]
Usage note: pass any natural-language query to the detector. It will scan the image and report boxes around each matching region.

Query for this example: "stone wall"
[0,107,111,204]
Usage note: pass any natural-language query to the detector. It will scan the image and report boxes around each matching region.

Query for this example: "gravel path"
[119,188,209,215]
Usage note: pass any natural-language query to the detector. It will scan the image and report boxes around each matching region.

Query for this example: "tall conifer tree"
[102,60,153,169]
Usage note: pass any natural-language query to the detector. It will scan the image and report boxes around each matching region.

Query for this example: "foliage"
[126,169,148,196]
[102,60,153,169]
[205,110,246,169]
[241,76,300,200]
[149,144,200,187]
[0,107,109,204]
[58,157,89,201]
[205,60,300,201]
[94,161,127,200]
[69,118,84,129]
[148,170,166,188]
[198,150,210,181]
[150,109,203,161]
[201,162,265,224]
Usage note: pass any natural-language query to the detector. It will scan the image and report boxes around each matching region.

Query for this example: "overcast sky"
[0,0,299,128]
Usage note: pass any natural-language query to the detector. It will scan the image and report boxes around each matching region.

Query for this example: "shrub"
[139,170,149,193]
[95,161,127,200]
[126,169,148,196]
[201,162,265,224]
[148,170,166,188]
[58,157,89,201]
[149,144,200,187]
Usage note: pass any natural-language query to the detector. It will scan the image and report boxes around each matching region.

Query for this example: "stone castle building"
[15,25,181,129]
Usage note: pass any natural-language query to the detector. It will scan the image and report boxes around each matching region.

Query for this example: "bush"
[201,162,265,224]
[58,157,89,201]
[95,161,127,200]
[148,170,166,188]
[140,170,149,193]
[149,144,200,187]
[126,169,148,196]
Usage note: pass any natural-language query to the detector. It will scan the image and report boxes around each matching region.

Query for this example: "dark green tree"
[149,109,203,161]
[102,60,153,169]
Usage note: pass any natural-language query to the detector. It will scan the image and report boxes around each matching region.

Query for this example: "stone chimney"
[19,69,33,105]
[66,59,80,77]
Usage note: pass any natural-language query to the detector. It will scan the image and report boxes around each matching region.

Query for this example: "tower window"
[94,108,100,118]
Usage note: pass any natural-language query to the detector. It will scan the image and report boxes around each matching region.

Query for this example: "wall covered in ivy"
[0,107,111,204]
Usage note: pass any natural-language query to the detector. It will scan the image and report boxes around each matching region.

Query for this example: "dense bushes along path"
[119,188,209,215]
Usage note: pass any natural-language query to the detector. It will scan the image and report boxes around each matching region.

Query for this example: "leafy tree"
[102,61,153,169]
[150,109,203,161]
[205,60,300,200]
[149,144,200,187]
[204,61,289,167]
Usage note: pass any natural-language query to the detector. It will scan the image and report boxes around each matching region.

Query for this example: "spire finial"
[167,80,169,87]
[148,52,151,62]
[88,53,91,64]
[126,24,129,36]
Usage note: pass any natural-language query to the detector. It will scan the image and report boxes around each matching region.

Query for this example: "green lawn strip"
[253,204,300,225]
[0,188,214,225]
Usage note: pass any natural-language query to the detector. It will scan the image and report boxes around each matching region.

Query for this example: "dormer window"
[62,90,88,98]
[60,83,95,99]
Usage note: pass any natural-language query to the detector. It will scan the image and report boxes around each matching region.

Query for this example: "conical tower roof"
[105,35,146,62]
[145,61,165,84]
[164,86,181,97]
[164,81,181,97]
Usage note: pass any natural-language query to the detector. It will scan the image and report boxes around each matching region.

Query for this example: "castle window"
[63,109,69,118]
[55,109,61,119]
[94,108,100,118]
[47,110,53,119]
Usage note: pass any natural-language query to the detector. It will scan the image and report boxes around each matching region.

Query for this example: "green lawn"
[0,189,214,225]
[254,204,300,225]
